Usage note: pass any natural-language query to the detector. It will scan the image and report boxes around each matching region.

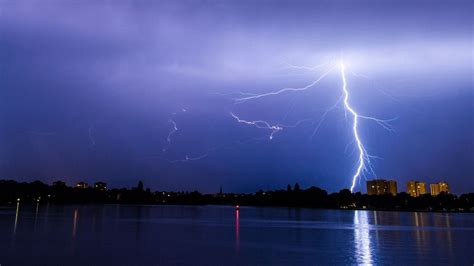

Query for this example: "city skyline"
[0,0,472,194]
[0,176,459,196]
[366,178,452,196]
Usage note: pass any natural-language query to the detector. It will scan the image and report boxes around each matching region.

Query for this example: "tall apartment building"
[407,181,426,197]
[430,182,450,196]
[367,179,397,196]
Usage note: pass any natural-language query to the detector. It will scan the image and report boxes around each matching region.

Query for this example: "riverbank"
[2,179,473,213]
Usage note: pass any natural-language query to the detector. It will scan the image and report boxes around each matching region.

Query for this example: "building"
[75,181,89,189]
[94,181,107,191]
[387,180,397,196]
[366,179,397,196]
[430,182,450,196]
[407,181,426,197]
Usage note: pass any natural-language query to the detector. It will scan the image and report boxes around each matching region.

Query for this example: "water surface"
[1,204,472,265]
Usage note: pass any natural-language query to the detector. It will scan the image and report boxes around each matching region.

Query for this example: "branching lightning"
[154,58,394,191]
[167,153,208,163]
[162,119,178,153]
[340,61,398,191]
[283,61,331,72]
[230,113,283,140]
[230,112,313,140]
[339,61,397,191]
[229,58,395,192]
[310,94,344,139]
[340,62,367,192]
[234,66,335,103]
[167,119,178,143]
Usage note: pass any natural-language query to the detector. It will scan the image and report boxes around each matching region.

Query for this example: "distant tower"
[219,185,223,195]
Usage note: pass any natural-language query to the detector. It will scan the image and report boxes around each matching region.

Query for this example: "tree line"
[0,180,473,212]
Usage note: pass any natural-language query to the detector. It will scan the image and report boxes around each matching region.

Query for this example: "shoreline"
[2,179,473,213]
[3,202,473,214]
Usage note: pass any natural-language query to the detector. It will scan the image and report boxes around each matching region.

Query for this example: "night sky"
[0,0,472,193]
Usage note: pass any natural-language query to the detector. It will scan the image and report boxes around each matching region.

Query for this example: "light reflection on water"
[354,210,373,265]
[13,201,20,234]
[2,205,473,265]
[235,209,240,252]
[72,209,78,238]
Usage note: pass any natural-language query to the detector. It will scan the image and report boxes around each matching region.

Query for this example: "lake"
[0,204,473,265]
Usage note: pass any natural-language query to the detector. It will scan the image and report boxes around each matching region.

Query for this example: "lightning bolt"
[234,66,335,103]
[230,112,313,140]
[167,153,208,163]
[162,119,178,153]
[230,64,336,140]
[340,62,367,192]
[167,119,178,143]
[230,113,283,140]
[340,61,398,192]
[229,58,395,192]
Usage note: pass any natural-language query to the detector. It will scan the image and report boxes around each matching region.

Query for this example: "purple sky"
[0,0,472,193]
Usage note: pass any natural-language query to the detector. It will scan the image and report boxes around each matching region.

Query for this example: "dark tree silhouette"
[294,183,300,193]
[137,180,144,192]
[0,179,472,212]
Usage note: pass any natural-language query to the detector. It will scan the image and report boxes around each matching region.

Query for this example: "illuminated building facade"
[366,179,397,196]
[407,181,426,197]
[387,180,397,196]
[94,181,107,191]
[75,181,89,189]
[430,182,450,196]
